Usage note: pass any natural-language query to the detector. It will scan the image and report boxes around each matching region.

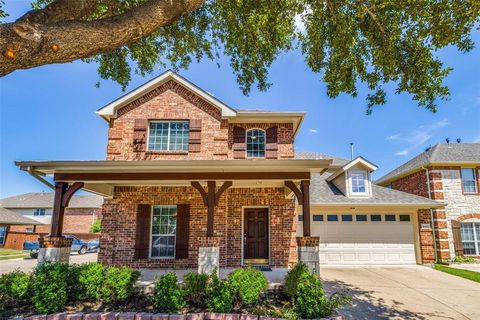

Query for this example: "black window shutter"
[135,204,151,259]
[233,126,246,159]
[175,204,190,259]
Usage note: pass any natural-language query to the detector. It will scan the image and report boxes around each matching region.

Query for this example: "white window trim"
[346,170,371,197]
[149,205,177,259]
[461,168,478,193]
[461,222,480,256]
[33,208,46,216]
[147,120,189,152]
[245,128,266,158]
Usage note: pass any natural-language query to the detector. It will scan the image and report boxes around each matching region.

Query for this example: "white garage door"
[312,213,416,265]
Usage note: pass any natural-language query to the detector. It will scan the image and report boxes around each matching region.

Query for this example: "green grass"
[434,264,480,283]
[0,248,29,260]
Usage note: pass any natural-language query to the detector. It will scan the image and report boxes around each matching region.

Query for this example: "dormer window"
[349,171,367,193]
[246,129,265,158]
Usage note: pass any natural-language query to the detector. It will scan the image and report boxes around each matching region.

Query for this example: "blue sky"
[1,2,479,198]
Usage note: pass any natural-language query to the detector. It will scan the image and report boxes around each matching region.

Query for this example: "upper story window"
[33,208,45,216]
[246,129,266,158]
[349,171,367,194]
[461,168,477,193]
[148,121,189,152]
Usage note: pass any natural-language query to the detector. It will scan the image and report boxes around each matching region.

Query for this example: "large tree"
[1,0,479,113]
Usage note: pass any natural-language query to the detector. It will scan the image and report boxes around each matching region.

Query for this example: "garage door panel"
[313,215,416,265]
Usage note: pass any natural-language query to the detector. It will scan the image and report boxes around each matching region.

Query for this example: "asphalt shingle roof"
[310,172,440,206]
[376,143,480,185]
[295,152,350,167]
[0,193,104,209]
[0,207,43,225]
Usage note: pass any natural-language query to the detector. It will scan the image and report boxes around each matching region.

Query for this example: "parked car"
[87,239,100,252]
[23,235,90,258]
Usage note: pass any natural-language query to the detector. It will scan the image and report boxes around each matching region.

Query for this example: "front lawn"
[0,248,29,260]
[434,264,480,283]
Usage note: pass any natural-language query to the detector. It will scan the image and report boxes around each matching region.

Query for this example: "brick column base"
[296,236,320,276]
[198,237,221,275]
[38,236,73,264]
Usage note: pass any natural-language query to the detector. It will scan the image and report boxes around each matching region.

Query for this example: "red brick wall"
[98,186,297,269]
[106,80,295,161]
[391,170,429,198]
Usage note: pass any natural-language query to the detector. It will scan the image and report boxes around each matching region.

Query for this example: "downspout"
[423,166,439,263]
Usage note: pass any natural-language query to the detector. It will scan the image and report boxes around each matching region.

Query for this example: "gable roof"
[376,143,480,185]
[0,207,44,225]
[0,193,104,209]
[326,156,378,182]
[310,173,442,207]
[96,70,237,121]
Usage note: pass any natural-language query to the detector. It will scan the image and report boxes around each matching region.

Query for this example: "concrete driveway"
[0,252,98,274]
[321,265,480,320]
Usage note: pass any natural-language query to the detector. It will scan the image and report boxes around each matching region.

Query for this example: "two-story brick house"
[16,71,442,272]
[377,143,480,261]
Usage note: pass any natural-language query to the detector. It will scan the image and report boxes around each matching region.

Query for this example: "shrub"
[90,219,101,233]
[101,266,140,303]
[284,262,310,298]
[293,272,351,319]
[77,262,106,301]
[206,271,233,313]
[31,262,70,313]
[0,270,31,311]
[453,255,477,263]
[152,272,185,313]
[183,272,209,307]
[228,268,267,305]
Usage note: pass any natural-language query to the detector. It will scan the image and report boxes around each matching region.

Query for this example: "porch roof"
[16,159,331,197]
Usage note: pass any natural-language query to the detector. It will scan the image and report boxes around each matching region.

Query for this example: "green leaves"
[27,0,479,113]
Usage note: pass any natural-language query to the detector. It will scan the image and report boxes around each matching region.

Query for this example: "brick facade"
[106,81,295,161]
[98,186,297,269]
[390,166,480,260]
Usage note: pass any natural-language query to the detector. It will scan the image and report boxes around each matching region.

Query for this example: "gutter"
[423,165,439,264]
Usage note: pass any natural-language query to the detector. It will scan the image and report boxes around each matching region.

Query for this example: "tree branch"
[0,0,205,76]
[18,0,101,24]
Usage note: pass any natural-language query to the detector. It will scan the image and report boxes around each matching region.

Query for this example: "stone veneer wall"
[98,186,297,269]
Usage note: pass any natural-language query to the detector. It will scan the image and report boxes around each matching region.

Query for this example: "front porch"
[16,159,331,273]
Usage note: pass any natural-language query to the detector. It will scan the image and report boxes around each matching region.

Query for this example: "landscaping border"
[13,312,345,320]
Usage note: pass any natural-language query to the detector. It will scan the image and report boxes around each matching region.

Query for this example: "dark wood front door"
[243,208,269,264]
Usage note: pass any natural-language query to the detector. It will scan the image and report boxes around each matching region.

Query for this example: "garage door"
[312,213,416,265]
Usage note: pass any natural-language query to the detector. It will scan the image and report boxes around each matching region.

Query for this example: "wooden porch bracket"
[285,180,311,237]
[191,181,232,237]
[51,181,84,237]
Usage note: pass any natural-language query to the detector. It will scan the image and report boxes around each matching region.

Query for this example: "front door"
[243,208,269,264]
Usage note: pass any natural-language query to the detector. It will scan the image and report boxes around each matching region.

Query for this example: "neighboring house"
[0,207,43,248]
[0,192,103,235]
[377,143,480,261]
[15,71,441,272]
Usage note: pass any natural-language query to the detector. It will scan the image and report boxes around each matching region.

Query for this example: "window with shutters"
[151,205,177,258]
[460,222,480,256]
[148,121,189,151]
[246,129,266,158]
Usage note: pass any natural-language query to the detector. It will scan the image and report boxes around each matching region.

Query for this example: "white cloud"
[308,129,318,133]
[395,149,409,156]
[393,118,449,156]
[385,134,400,141]
[473,135,480,143]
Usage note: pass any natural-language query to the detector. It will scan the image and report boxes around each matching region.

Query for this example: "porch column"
[38,181,83,264]
[285,180,311,236]
[191,181,232,274]
[296,236,321,276]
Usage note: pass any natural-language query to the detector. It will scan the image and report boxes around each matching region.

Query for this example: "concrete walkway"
[321,265,480,320]
[448,263,480,273]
